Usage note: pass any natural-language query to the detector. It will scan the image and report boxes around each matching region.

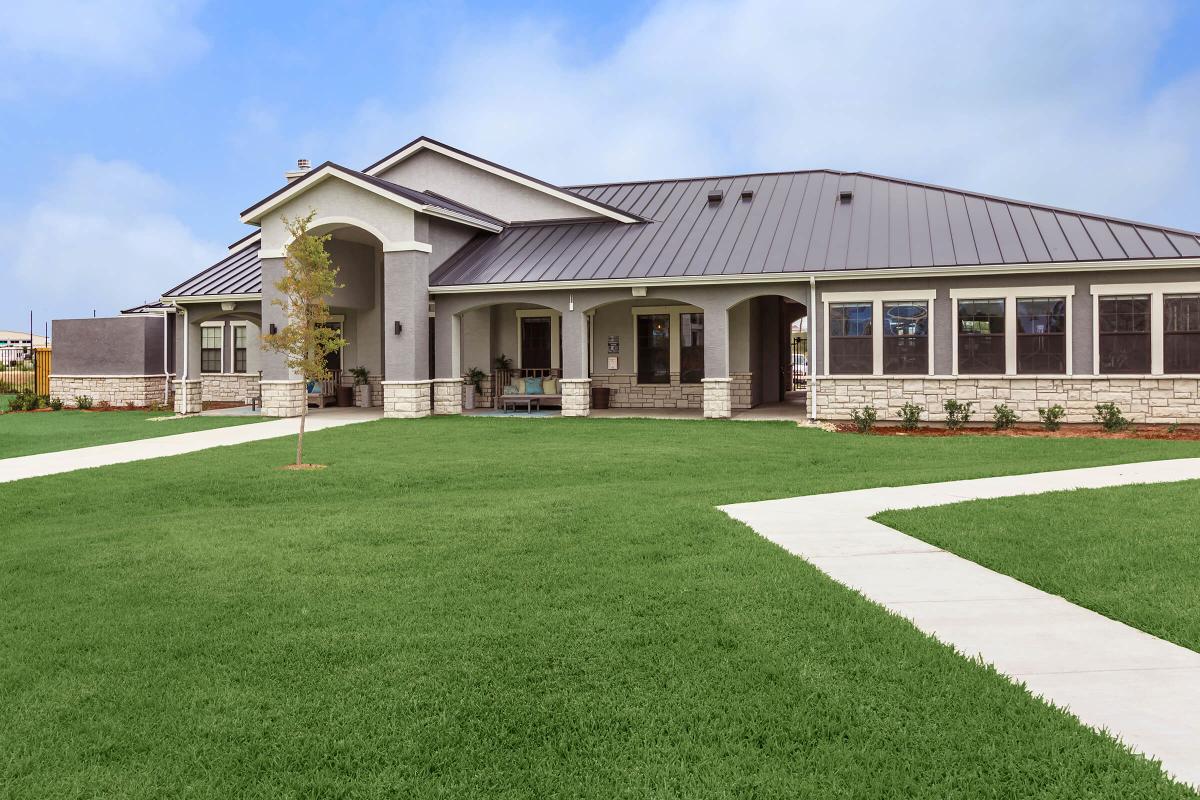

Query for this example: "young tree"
[262,211,347,467]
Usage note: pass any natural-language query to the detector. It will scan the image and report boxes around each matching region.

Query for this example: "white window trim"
[631,304,703,384]
[821,290,936,377]
[1090,281,1200,376]
[230,321,250,374]
[515,308,561,370]
[200,320,226,373]
[950,286,1075,377]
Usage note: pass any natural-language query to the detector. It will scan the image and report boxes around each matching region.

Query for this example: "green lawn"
[4,419,1200,798]
[0,393,13,411]
[0,410,261,459]
[878,479,1200,653]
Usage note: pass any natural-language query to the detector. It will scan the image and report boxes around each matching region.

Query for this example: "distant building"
[0,330,49,348]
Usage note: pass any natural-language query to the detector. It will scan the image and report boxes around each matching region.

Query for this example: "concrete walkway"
[0,407,383,484]
[721,458,1200,789]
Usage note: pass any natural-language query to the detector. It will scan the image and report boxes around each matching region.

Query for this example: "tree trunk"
[296,403,307,466]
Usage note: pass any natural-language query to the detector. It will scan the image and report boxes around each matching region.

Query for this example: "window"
[1165,294,1200,373]
[520,316,551,369]
[828,302,872,374]
[636,314,670,384]
[1016,298,1066,374]
[200,326,222,373]
[882,301,928,374]
[957,299,1005,374]
[1098,295,1151,374]
[679,312,704,383]
[233,326,248,373]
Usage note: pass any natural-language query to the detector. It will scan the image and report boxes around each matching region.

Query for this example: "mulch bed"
[836,422,1200,440]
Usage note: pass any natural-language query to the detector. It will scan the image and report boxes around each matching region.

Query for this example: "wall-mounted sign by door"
[607,335,620,354]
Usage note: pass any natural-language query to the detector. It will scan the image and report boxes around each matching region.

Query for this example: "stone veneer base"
[702,378,733,419]
[173,379,202,414]
[49,375,170,408]
[589,372,752,410]
[383,380,432,419]
[815,376,1200,424]
[432,378,464,415]
[201,373,261,403]
[560,378,591,417]
[260,380,305,418]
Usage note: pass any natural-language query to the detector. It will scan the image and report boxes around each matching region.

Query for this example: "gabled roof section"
[163,241,262,299]
[362,136,644,224]
[120,301,172,315]
[239,161,504,231]
[429,169,1200,287]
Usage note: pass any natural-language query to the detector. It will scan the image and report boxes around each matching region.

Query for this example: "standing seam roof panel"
[944,193,980,265]
[1109,222,1153,259]
[887,181,911,268]
[727,173,784,274]
[963,195,1003,265]
[905,184,934,267]
[985,200,1028,263]
[1055,214,1102,262]
[1031,209,1076,262]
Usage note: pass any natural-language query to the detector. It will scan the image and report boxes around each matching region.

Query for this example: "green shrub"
[849,405,878,433]
[1094,402,1130,432]
[48,397,64,411]
[1168,421,1181,435]
[8,388,42,411]
[97,400,112,411]
[992,404,1018,430]
[1038,405,1066,431]
[898,401,922,431]
[74,395,94,410]
[943,399,972,430]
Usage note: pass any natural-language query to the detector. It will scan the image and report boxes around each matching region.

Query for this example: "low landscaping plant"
[466,367,487,392]
[992,404,1018,430]
[97,400,112,411]
[74,395,93,410]
[1038,405,1066,431]
[1094,402,1130,432]
[7,388,43,412]
[48,397,64,411]
[1168,421,1181,435]
[898,401,922,431]
[350,366,370,386]
[849,405,877,433]
[943,399,972,430]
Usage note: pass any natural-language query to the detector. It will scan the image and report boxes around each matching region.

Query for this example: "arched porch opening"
[726,293,809,412]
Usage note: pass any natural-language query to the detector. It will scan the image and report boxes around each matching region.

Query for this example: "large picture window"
[1165,294,1200,373]
[1016,298,1066,374]
[957,299,1006,374]
[233,326,248,373]
[1098,295,1151,374]
[636,314,671,384]
[679,312,704,383]
[520,316,552,369]
[828,302,872,374]
[882,301,928,374]
[200,326,222,373]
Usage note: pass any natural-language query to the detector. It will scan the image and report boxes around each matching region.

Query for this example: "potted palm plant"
[350,366,372,408]
[464,367,486,410]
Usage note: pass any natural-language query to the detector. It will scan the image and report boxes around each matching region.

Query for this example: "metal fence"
[1,346,38,395]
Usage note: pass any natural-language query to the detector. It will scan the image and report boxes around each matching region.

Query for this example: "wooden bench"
[494,367,562,410]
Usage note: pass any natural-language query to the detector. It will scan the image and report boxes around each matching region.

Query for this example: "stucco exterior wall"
[259,178,416,255]
[377,148,601,223]
[52,316,167,376]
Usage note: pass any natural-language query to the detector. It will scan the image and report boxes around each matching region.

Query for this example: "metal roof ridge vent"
[707,189,724,204]
[838,190,853,203]
[285,158,313,182]
[740,189,754,201]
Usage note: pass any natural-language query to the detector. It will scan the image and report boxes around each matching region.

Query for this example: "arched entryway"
[725,293,809,414]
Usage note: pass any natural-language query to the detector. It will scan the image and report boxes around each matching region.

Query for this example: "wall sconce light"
[568,295,574,312]
[394,321,403,335]
[268,323,277,335]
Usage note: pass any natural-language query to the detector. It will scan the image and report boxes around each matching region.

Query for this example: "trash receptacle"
[336,385,353,407]
[591,386,611,409]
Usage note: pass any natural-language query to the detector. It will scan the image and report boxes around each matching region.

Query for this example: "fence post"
[35,347,52,396]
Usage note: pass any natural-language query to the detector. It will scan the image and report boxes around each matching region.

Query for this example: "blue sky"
[3,0,1200,331]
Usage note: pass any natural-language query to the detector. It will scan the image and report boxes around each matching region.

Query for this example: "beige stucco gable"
[258,176,417,257]
[376,148,604,224]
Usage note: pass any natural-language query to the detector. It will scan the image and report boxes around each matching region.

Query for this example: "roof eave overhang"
[239,165,502,232]
[364,138,642,224]
[428,257,1200,294]
[162,293,263,304]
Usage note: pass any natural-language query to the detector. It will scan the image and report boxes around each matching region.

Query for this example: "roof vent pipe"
[839,190,853,203]
[285,158,313,183]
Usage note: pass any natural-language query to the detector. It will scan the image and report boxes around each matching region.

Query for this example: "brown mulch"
[835,422,1200,440]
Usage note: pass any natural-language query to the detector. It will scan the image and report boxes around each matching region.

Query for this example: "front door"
[521,316,551,369]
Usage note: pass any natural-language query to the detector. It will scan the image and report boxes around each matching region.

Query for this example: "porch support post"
[560,307,590,416]
[702,305,732,419]
[256,255,305,417]
[382,247,432,418]
[430,308,463,415]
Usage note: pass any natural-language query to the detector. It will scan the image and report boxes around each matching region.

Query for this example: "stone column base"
[431,378,464,415]
[383,380,432,419]
[702,378,732,419]
[261,380,305,417]
[174,379,202,414]
[560,378,592,417]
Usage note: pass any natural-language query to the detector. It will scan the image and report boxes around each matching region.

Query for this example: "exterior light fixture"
[569,295,574,312]
[268,323,277,335]
[394,321,403,335]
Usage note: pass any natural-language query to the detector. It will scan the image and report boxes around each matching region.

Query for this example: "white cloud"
[8,156,221,320]
[335,0,1200,230]
[0,0,207,98]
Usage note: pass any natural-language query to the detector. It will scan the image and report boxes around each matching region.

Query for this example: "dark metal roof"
[240,162,504,229]
[163,242,262,297]
[430,170,1200,286]
[120,301,172,314]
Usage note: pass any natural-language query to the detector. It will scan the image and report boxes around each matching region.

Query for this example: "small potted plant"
[350,366,372,408]
[464,367,486,410]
